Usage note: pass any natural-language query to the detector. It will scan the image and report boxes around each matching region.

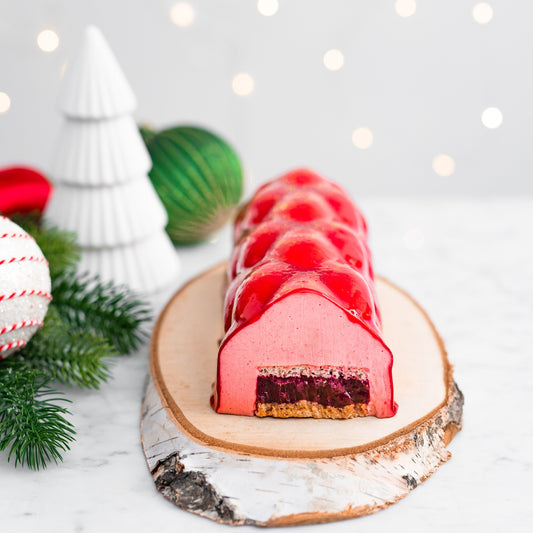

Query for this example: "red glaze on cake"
[214,169,397,419]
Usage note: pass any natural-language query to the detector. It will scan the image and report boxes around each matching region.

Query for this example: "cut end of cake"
[215,291,396,419]
[255,366,370,419]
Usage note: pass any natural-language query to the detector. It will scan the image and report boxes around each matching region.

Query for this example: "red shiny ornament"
[0,166,53,215]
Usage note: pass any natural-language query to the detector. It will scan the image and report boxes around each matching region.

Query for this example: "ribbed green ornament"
[140,125,244,244]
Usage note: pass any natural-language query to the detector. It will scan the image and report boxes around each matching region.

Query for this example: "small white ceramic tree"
[46,26,180,293]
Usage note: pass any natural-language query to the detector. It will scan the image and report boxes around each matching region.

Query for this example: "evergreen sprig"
[0,216,152,469]
[11,215,80,279]
[0,361,75,470]
[20,307,116,389]
[52,273,152,354]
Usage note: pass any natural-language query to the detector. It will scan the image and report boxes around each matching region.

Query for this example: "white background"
[1,0,531,195]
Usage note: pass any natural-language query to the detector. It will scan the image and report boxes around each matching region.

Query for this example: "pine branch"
[0,218,151,469]
[11,214,80,279]
[0,361,75,470]
[20,307,116,389]
[51,273,152,354]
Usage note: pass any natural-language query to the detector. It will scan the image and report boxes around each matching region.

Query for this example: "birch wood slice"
[141,263,463,526]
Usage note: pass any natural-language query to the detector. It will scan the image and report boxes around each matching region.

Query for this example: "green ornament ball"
[141,125,244,245]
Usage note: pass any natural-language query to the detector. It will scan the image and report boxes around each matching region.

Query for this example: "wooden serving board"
[141,263,463,526]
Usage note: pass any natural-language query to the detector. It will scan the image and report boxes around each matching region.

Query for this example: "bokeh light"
[60,62,68,78]
[352,128,373,149]
[323,49,345,71]
[403,229,425,250]
[232,73,255,96]
[37,29,59,52]
[472,3,493,25]
[395,0,416,18]
[432,154,455,177]
[170,2,195,27]
[481,107,503,129]
[0,92,11,113]
[257,0,279,17]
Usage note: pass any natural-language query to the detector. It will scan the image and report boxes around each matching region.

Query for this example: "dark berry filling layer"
[256,370,369,408]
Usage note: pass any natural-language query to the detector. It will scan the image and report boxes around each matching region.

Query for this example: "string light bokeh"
[352,128,374,150]
[395,0,417,18]
[432,155,456,177]
[257,0,279,17]
[481,107,503,129]
[232,73,255,97]
[0,92,11,114]
[37,29,59,52]
[403,228,425,250]
[323,49,344,71]
[472,3,494,24]
[0,0,525,195]
[170,2,195,27]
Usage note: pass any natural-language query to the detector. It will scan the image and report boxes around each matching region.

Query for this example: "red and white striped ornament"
[0,216,51,358]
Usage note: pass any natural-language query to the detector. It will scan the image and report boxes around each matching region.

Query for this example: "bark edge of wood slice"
[141,262,463,526]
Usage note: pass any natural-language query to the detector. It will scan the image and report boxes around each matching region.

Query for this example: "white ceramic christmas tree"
[46,26,180,293]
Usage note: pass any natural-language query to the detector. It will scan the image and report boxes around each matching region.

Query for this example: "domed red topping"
[225,169,380,340]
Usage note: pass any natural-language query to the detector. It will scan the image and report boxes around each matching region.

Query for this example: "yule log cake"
[212,169,398,419]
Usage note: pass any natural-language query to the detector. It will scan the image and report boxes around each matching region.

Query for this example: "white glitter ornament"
[0,216,52,358]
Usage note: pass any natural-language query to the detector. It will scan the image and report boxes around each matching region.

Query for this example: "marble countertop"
[2,198,531,533]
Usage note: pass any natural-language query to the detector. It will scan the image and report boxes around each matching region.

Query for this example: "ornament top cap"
[59,25,137,119]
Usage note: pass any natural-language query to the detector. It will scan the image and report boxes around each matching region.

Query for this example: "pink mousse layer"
[215,291,396,418]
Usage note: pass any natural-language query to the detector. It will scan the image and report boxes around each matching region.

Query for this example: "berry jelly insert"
[255,366,370,409]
